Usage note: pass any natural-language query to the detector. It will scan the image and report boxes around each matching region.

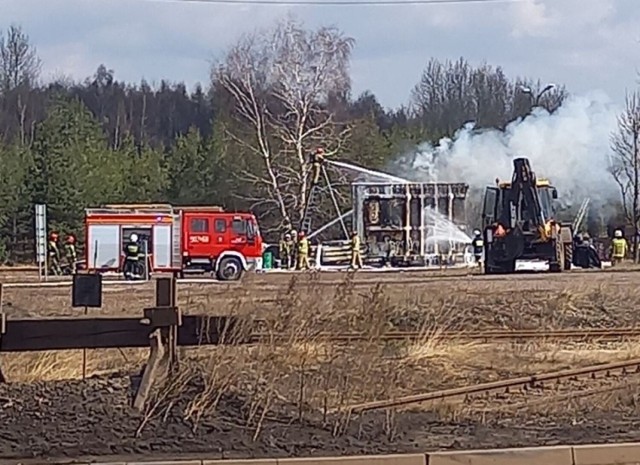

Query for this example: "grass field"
[2,267,640,460]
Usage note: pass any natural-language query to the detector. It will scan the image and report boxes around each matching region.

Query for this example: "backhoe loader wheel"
[549,240,564,273]
[563,243,573,271]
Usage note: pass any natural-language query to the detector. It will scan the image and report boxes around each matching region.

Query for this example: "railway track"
[249,328,640,343]
[471,381,632,415]
[1,265,640,289]
[340,357,640,415]
[0,274,631,290]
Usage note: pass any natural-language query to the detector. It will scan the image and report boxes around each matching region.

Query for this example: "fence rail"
[0,314,239,352]
[0,276,245,410]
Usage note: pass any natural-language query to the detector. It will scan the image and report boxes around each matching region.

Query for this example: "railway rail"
[341,357,640,414]
[248,328,640,343]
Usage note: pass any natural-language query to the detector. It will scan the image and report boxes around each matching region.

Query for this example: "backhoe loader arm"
[509,158,546,229]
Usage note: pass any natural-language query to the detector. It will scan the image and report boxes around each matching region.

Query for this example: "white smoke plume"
[394,91,621,211]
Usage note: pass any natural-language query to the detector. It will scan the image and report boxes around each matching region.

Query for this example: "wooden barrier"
[0,313,241,352]
[0,277,247,411]
[37,442,640,465]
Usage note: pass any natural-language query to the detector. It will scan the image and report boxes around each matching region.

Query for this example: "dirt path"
[0,375,639,461]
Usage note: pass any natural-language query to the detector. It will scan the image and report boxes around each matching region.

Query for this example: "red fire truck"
[84,204,263,280]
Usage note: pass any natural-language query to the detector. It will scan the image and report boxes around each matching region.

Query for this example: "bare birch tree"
[212,17,354,230]
[0,24,41,93]
[610,92,640,261]
[0,24,42,145]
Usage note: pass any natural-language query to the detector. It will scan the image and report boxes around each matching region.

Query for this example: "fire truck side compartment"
[87,224,121,269]
[85,210,180,272]
[153,224,172,268]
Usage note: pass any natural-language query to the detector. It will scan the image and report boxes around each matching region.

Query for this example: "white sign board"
[34,204,47,280]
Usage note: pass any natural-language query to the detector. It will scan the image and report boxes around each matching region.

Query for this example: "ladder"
[300,182,323,234]
[300,164,349,239]
[572,198,590,232]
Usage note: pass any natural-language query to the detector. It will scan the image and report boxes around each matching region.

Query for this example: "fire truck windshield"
[232,218,247,235]
[537,186,554,220]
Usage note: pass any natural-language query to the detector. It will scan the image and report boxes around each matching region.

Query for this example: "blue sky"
[4,0,639,108]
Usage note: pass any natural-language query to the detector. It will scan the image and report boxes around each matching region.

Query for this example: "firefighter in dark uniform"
[48,232,62,275]
[471,229,484,272]
[64,234,78,274]
[310,147,325,185]
[123,233,140,278]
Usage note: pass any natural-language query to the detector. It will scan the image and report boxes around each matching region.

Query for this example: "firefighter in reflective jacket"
[349,231,363,270]
[123,233,140,277]
[48,232,62,275]
[64,234,78,274]
[471,229,484,271]
[310,147,325,185]
[611,229,628,266]
[296,231,310,270]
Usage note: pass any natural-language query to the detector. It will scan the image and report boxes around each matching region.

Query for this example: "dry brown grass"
[4,271,640,438]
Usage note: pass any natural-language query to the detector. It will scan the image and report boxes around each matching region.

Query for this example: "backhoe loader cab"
[481,158,573,274]
[483,180,558,232]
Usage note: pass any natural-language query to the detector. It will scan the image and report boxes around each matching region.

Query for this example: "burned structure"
[352,182,470,265]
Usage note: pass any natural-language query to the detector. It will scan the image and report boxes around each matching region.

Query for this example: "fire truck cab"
[178,206,262,279]
[84,204,263,281]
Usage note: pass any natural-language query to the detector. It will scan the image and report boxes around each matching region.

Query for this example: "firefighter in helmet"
[349,230,363,270]
[123,233,141,278]
[290,228,298,265]
[279,232,294,269]
[611,229,628,266]
[471,229,484,272]
[48,232,62,275]
[296,231,310,270]
[64,234,78,274]
[310,147,326,185]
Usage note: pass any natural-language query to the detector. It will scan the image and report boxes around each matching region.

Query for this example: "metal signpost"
[143,239,150,281]
[34,204,47,282]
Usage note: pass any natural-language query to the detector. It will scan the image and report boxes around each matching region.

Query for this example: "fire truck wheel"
[217,257,243,281]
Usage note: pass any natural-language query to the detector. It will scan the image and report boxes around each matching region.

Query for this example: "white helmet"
[614,230,622,238]
[130,233,139,242]
[473,229,481,236]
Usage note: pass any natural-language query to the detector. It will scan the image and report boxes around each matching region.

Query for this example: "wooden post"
[132,305,179,411]
[133,329,165,411]
[131,276,181,411]
[155,276,180,370]
[0,283,5,383]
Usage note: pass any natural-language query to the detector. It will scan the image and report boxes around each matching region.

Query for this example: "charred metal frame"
[352,181,469,263]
